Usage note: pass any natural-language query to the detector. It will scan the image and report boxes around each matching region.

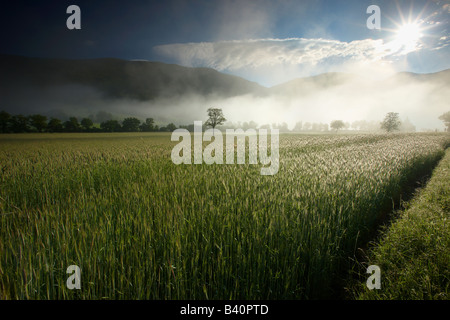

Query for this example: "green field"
[0,132,449,299]
[353,148,450,300]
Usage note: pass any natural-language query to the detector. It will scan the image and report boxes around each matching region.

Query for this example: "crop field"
[0,132,449,299]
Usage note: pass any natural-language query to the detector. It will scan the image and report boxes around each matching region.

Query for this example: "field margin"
[350,147,450,300]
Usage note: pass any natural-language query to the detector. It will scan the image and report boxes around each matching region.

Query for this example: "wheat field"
[0,132,448,299]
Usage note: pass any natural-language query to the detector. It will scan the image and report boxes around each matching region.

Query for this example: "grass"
[352,148,450,300]
[0,132,449,299]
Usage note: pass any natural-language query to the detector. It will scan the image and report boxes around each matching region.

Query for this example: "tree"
[381,112,401,132]
[399,117,416,132]
[273,122,289,132]
[101,120,121,132]
[0,111,11,133]
[330,120,345,132]
[10,115,29,133]
[64,117,81,132]
[205,108,226,132]
[179,123,196,132]
[293,121,303,132]
[48,118,63,133]
[242,121,258,130]
[29,114,48,132]
[122,117,141,132]
[344,122,350,130]
[81,118,94,131]
[312,123,320,132]
[438,111,450,132]
[166,123,177,132]
[303,122,311,131]
[320,123,329,131]
[140,118,155,132]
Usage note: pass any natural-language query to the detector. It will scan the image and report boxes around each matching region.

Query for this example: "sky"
[1,0,449,86]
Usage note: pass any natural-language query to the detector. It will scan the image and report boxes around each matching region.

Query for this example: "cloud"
[425,0,450,43]
[154,38,390,70]
[154,37,417,86]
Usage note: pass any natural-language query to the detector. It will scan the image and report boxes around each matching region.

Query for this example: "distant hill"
[269,72,359,96]
[387,69,450,87]
[271,69,450,96]
[0,54,266,101]
[0,54,448,124]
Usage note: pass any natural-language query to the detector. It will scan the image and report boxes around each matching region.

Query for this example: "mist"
[91,72,450,131]
[1,56,448,131]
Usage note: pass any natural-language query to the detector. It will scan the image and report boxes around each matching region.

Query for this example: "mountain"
[386,69,450,88]
[271,69,450,97]
[2,54,448,102]
[0,54,448,128]
[269,72,359,96]
[0,54,266,101]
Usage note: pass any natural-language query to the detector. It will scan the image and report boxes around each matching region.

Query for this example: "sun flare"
[396,23,423,44]
[383,22,424,55]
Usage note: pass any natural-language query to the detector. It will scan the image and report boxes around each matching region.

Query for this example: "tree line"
[1,109,448,134]
[0,111,178,133]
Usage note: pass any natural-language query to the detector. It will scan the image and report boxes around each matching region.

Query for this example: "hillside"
[269,72,359,96]
[0,54,448,127]
[0,54,266,101]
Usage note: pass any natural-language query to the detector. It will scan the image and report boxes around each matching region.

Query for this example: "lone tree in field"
[381,112,401,132]
[438,111,450,132]
[205,108,226,133]
[330,120,345,132]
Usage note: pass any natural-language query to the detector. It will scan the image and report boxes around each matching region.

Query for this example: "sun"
[383,22,424,55]
[395,23,423,46]
[379,1,430,57]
